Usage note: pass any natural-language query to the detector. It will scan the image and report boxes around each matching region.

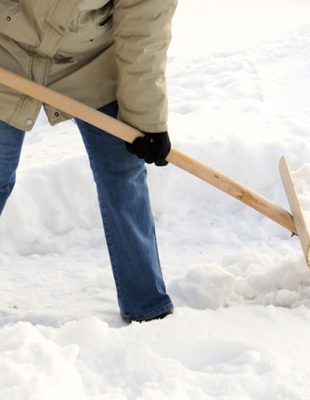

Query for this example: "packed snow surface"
[1,0,310,398]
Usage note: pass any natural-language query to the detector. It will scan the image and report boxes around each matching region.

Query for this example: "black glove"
[126,131,171,166]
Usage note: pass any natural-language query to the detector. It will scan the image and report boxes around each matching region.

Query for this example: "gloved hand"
[126,131,171,166]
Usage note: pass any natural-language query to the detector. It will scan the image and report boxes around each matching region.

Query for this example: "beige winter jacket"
[0,0,177,132]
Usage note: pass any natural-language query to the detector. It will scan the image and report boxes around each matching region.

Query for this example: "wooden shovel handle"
[0,67,297,234]
[168,149,296,234]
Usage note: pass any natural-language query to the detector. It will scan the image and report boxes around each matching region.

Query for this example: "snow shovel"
[0,67,309,268]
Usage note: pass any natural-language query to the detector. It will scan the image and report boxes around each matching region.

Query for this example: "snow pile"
[1,0,310,398]
[2,308,310,399]
[169,264,235,309]
[0,122,103,255]
[0,322,84,400]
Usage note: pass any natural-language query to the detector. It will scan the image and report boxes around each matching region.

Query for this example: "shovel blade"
[279,156,310,268]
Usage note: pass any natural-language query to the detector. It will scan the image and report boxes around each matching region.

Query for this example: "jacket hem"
[121,118,168,133]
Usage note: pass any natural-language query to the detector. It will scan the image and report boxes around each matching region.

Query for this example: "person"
[0,0,177,322]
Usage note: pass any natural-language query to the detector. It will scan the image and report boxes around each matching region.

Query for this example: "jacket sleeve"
[113,0,177,133]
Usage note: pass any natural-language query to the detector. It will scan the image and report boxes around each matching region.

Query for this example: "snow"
[1,0,310,398]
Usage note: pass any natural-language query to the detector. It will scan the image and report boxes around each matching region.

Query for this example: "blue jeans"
[0,101,173,322]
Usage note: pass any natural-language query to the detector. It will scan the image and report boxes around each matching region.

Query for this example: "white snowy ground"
[1,0,310,398]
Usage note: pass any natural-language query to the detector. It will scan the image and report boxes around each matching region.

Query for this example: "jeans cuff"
[121,302,174,323]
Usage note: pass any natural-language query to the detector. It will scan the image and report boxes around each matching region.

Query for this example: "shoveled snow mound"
[1,307,310,400]
[169,264,235,309]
